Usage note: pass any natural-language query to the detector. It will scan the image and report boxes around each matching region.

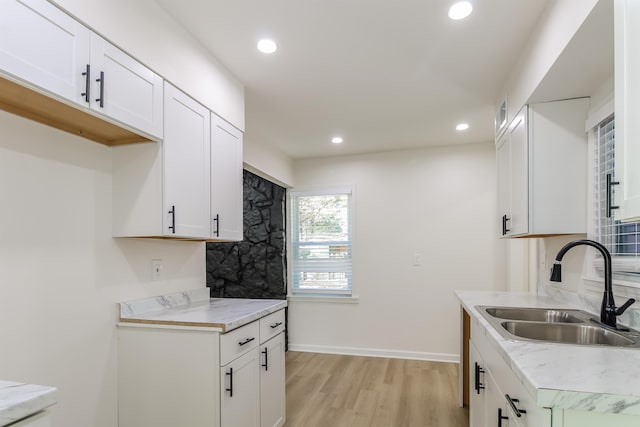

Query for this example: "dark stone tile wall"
[206,170,287,299]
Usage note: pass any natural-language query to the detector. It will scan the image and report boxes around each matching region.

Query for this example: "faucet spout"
[549,239,635,329]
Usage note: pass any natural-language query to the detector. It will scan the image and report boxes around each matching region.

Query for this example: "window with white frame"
[289,188,353,296]
[593,114,640,278]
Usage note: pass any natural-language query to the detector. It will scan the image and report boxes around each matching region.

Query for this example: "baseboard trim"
[288,343,459,363]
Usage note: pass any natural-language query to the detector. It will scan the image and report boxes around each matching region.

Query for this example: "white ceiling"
[155,0,552,159]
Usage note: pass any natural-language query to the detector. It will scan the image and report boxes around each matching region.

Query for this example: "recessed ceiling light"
[332,137,344,144]
[448,1,473,20]
[456,123,469,131]
[257,39,277,54]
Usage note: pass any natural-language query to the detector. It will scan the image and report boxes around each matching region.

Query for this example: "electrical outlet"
[412,253,422,267]
[151,259,163,281]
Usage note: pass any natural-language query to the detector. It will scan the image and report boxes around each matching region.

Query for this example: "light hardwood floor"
[285,352,469,427]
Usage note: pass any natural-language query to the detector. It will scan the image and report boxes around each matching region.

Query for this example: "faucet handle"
[616,298,636,316]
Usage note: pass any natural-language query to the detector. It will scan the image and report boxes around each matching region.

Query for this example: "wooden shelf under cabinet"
[0,75,152,146]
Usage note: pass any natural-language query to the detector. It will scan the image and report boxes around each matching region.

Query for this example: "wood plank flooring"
[285,351,469,427]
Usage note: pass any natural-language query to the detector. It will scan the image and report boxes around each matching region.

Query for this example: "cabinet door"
[0,0,90,104]
[260,333,286,427]
[221,348,261,427]
[508,109,529,237]
[89,33,163,138]
[163,83,211,238]
[469,341,485,427]
[211,113,243,241]
[496,131,511,237]
[484,370,509,427]
[615,0,640,221]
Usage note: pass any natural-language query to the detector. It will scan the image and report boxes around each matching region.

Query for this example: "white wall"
[0,111,206,427]
[288,143,505,361]
[243,139,295,188]
[499,0,599,121]
[49,0,245,131]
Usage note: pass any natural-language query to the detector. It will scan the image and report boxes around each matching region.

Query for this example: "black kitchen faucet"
[550,239,636,330]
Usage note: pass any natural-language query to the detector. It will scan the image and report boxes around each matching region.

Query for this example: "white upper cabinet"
[0,0,163,142]
[615,0,640,221]
[0,0,90,103]
[496,98,589,238]
[163,83,211,238]
[89,33,163,139]
[211,113,244,241]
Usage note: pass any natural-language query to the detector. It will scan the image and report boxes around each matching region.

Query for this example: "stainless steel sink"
[501,321,636,346]
[476,305,640,348]
[484,307,584,323]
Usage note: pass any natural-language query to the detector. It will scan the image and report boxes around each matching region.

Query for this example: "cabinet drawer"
[260,309,285,344]
[221,321,259,365]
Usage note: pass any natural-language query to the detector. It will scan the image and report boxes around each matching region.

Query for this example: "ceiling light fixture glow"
[332,137,344,144]
[257,39,277,54]
[448,1,473,20]
[456,123,469,131]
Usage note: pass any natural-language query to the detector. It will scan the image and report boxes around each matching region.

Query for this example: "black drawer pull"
[262,347,268,371]
[474,362,485,394]
[270,322,283,329]
[81,64,90,102]
[95,71,104,108]
[606,173,620,218]
[498,408,508,427]
[506,394,527,417]
[213,214,220,236]
[238,337,255,346]
[225,368,233,397]
[168,205,176,234]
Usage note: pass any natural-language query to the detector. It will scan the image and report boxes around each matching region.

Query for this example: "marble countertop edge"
[0,381,57,427]
[456,290,640,416]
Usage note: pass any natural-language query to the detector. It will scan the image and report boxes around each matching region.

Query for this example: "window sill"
[287,295,360,304]
[584,274,640,291]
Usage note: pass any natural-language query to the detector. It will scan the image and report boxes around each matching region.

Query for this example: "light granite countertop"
[119,288,287,332]
[456,291,640,416]
[0,380,56,426]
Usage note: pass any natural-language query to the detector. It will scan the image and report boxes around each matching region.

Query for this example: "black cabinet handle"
[262,347,268,371]
[270,322,283,329]
[81,64,90,103]
[168,205,176,234]
[606,173,620,218]
[238,337,255,346]
[95,71,104,108]
[474,362,485,394]
[502,214,511,235]
[213,214,220,236]
[498,408,508,427]
[506,394,527,417]
[225,368,233,397]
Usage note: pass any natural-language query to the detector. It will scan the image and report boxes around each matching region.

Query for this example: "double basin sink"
[478,306,640,348]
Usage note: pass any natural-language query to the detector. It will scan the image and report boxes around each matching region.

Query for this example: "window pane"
[297,194,349,242]
[291,190,353,295]
[594,115,640,275]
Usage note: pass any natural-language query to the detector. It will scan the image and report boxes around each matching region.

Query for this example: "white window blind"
[594,115,640,276]
[290,189,352,296]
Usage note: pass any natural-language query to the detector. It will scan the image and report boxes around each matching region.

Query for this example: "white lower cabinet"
[118,309,286,427]
[221,348,261,427]
[470,317,639,427]
[470,320,551,427]
[260,333,286,427]
[468,341,485,427]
